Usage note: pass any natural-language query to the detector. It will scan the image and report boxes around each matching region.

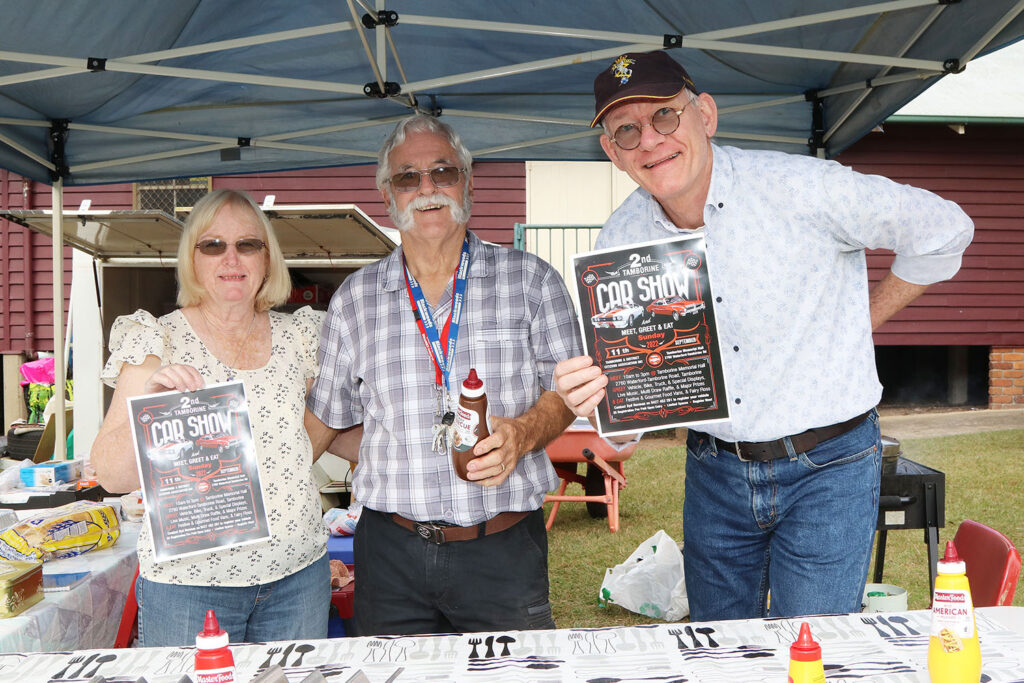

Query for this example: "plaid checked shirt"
[308,231,582,526]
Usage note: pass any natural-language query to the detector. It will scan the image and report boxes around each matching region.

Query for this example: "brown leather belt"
[706,410,872,462]
[389,510,530,544]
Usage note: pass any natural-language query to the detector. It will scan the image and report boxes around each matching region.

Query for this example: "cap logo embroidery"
[612,56,636,85]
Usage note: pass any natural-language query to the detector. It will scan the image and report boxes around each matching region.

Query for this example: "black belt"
[390,510,529,544]
[702,410,872,462]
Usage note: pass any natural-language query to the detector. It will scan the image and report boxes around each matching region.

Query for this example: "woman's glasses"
[610,105,689,150]
[195,238,266,256]
[388,166,465,193]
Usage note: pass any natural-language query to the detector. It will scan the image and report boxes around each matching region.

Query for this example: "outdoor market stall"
[1,0,1023,454]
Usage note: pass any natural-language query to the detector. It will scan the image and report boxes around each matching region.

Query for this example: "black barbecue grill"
[874,436,946,594]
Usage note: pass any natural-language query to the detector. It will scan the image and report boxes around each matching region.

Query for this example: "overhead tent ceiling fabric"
[0,0,1022,186]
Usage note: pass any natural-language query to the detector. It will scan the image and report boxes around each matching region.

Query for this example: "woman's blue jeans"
[683,410,881,621]
[136,552,330,646]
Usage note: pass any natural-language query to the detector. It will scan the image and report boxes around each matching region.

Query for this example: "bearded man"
[307,114,581,635]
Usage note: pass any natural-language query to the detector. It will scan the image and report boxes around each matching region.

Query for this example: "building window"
[134,177,211,218]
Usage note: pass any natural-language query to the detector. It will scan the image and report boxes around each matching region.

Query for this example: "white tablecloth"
[0,521,139,653]
[3,606,1023,681]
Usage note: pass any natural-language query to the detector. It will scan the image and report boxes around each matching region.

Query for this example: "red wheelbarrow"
[544,420,637,533]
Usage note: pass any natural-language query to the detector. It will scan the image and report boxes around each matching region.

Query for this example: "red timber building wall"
[0,173,132,355]
[837,123,1024,408]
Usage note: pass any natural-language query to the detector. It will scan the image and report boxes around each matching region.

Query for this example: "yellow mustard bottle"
[928,540,982,682]
[788,622,825,683]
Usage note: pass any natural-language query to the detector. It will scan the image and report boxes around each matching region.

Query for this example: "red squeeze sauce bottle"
[195,609,235,683]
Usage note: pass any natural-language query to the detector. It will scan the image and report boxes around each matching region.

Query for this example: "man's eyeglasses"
[195,238,266,256]
[610,105,690,150]
[388,166,465,193]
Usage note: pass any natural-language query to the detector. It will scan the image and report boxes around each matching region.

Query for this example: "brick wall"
[989,347,1024,408]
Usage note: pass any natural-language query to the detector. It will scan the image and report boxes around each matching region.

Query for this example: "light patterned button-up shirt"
[308,230,582,526]
[596,143,973,442]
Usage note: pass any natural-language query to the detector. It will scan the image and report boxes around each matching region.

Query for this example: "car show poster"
[573,234,730,436]
[128,381,270,562]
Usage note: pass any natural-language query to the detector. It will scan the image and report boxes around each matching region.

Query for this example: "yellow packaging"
[0,558,44,618]
[928,541,982,682]
[0,501,120,562]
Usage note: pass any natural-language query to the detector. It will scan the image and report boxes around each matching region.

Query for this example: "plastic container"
[928,540,982,682]
[452,369,490,480]
[788,622,826,683]
[195,609,235,682]
[862,582,908,612]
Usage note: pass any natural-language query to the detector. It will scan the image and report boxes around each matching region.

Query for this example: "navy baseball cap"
[591,51,698,128]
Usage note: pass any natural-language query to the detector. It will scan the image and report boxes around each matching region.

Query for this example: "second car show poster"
[573,234,729,436]
[128,381,269,562]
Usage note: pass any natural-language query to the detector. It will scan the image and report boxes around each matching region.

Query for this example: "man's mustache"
[391,191,472,232]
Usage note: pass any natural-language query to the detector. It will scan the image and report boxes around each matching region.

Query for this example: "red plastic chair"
[114,565,140,648]
[953,519,1022,607]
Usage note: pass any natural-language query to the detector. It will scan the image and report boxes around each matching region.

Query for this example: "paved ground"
[877,407,1024,440]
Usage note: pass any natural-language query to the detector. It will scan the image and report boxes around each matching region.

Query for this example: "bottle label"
[930,588,975,641]
[452,405,479,453]
[196,667,235,683]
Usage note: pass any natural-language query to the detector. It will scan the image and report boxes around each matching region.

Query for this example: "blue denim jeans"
[684,410,881,621]
[136,553,330,646]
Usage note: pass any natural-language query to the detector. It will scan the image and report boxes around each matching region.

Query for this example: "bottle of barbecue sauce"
[452,368,490,480]
[195,609,235,683]
[928,540,982,682]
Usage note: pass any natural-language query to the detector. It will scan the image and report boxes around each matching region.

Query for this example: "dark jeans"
[353,507,555,635]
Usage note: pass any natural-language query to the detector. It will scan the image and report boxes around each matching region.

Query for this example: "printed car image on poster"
[128,382,269,562]
[573,234,729,436]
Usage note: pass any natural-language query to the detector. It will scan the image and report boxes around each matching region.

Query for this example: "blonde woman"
[92,189,329,645]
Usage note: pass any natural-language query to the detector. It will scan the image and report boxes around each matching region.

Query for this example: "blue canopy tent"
[1,0,1023,449]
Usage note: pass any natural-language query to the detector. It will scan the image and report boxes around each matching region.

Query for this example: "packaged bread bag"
[0,501,120,562]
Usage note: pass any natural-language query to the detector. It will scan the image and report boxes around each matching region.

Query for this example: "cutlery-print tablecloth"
[4,607,1023,682]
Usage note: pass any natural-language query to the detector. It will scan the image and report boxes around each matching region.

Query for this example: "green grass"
[546,429,1024,627]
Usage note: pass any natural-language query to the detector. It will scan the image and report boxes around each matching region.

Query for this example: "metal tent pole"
[51,178,66,459]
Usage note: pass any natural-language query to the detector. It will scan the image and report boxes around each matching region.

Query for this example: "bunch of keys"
[432,385,454,453]
[432,411,455,453]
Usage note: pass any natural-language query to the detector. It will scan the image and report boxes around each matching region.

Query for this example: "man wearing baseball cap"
[554,50,974,621]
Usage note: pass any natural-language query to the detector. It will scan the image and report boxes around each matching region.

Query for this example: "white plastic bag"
[598,529,689,621]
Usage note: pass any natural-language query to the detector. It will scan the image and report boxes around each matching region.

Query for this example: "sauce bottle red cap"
[789,622,822,662]
[463,368,483,390]
[201,609,224,637]
[937,539,967,574]
[942,540,961,563]
[196,609,229,649]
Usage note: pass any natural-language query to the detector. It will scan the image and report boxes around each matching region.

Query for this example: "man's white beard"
[389,191,472,233]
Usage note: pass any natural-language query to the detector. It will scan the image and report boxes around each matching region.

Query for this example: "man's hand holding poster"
[573,234,729,436]
[128,381,269,562]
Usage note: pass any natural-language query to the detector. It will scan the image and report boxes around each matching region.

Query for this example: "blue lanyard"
[402,237,471,391]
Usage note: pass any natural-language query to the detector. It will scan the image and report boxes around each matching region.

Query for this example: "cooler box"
[327,534,354,563]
